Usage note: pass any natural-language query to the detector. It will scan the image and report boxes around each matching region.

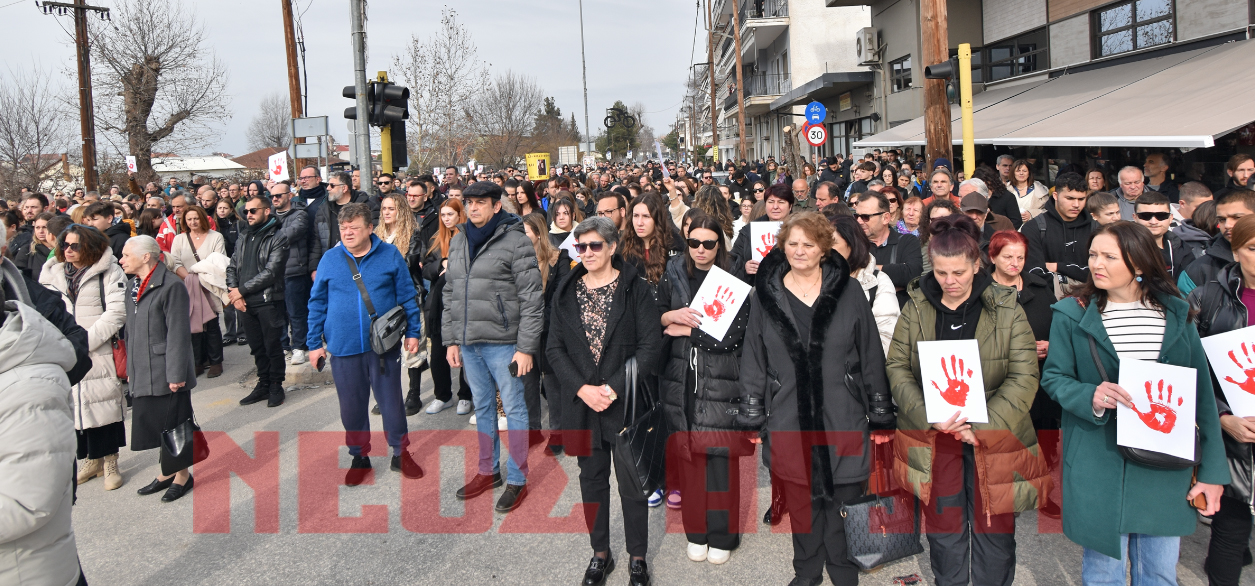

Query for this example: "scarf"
[64,263,88,303]
[132,267,156,304]
[465,209,505,259]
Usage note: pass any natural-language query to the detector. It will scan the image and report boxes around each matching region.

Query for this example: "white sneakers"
[289,349,308,365]
[497,416,507,431]
[686,543,730,564]
[457,400,472,415]
[425,399,449,414]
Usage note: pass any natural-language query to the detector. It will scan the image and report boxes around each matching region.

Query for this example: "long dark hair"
[830,215,872,273]
[137,209,162,237]
[517,181,541,215]
[684,212,729,277]
[1069,221,1185,315]
[619,193,671,284]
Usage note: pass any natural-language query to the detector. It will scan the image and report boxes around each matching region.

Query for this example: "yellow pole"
[958,44,974,178]
[377,71,392,174]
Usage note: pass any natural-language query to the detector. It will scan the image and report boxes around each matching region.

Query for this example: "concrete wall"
[1049,14,1090,67]
[790,0,870,84]
[984,0,1048,42]
[948,0,985,48]
[1177,0,1249,41]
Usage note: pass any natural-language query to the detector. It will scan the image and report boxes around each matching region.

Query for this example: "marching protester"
[887,215,1049,585]
[39,224,129,491]
[1182,189,1255,294]
[1042,221,1227,582]
[227,196,289,408]
[421,199,473,415]
[1023,172,1094,297]
[548,196,580,248]
[1133,191,1195,281]
[731,183,794,282]
[855,191,922,307]
[547,216,663,586]
[1006,159,1049,222]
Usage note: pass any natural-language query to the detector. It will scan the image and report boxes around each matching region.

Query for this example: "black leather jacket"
[1189,261,1254,506]
[226,217,290,306]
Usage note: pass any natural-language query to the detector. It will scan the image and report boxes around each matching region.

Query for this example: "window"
[984,28,1048,82]
[1093,0,1174,57]
[890,56,912,93]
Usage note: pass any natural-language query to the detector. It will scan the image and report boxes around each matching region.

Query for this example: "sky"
[0,0,699,158]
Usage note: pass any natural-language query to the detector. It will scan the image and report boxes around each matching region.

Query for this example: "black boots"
[240,382,269,406]
[267,382,285,407]
[404,367,423,416]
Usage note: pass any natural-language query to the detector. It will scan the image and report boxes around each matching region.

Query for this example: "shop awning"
[770,72,875,112]
[854,39,1255,149]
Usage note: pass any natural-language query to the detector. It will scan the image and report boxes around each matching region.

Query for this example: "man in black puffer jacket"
[1022,173,1094,292]
[309,171,378,272]
[272,181,313,364]
[227,196,290,408]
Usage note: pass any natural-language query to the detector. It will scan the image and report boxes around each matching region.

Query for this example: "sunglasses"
[572,241,606,254]
[245,208,265,215]
[1136,211,1171,221]
[855,213,882,223]
[686,238,718,250]
[64,242,81,252]
[886,198,898,204]
[754,187,765,192]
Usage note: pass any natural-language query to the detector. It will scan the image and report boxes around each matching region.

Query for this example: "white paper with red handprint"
[918,340,988,423]
[268,151,289,182]
[750,221,783,262]
[688,265,751,342]
[1201,325,1255,417]
[125,156,137,173]
[1116,360,1196,461]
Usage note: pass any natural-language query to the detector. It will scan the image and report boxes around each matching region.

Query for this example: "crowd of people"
[1,149,1254,586]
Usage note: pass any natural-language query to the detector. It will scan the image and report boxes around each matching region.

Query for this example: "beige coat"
[39,251,128,430]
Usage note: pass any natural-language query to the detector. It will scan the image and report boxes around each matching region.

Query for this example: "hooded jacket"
[1159,229,1195,282]
[0,300,80,586]
[275,200,311,278]
[440,213,544,354]
[1173,219,1211,258]
[1021,201,1094,283]
[39,251,128,431]
[736,250,894,500]
[1182,233,1233,295]
[226,216,289,306]
[887,275,1049,517]
[0,258,90,385]
[1189,262,1255,506]
[104,220,131,262]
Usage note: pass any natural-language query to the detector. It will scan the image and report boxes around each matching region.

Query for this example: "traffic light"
[390,120,407,168]
[924,57,960,103]
[372,82,409,127]
[342,84,372,121]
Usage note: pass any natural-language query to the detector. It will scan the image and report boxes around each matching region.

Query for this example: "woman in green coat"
[1041,221,1228,584]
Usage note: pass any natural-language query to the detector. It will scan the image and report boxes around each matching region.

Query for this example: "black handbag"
[613,356,667,498]
[840,493,924,571]
[161,393,210,465]
[1088,335,1200,469]
[343,249,407,370]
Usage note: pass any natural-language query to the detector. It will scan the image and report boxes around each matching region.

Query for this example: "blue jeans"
[460,343,528,486]
[281,274,312,351]
[1082,534,1179,586]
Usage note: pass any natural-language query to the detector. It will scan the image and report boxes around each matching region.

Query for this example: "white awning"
[855,39,1255,149]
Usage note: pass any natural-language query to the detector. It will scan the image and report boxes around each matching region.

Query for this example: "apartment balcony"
[723,72,791,116]
[740,0,789,64]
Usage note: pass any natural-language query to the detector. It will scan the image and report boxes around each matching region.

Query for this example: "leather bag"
[613,356,667,498]
[840,493,923,571]
[161,394,209,465]
[343,250,407,367]
[97,274,127,381]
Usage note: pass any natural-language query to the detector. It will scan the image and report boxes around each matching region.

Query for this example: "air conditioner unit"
[856,27,879,65]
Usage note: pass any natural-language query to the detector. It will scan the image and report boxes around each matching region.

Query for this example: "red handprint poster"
[688,265,751,341]
[750,221,783,262]
[1201,326,1255,417]
[1116,361,1196,461]
[918,340,988,423]
[268,151,289,182]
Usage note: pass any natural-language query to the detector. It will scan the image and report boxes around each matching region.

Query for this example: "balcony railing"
[746,72,790,96]
[741,0,788,25]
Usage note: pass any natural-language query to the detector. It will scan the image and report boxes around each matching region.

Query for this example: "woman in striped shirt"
[1042,221,1229,585]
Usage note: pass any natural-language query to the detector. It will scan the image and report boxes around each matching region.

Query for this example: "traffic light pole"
[958,44,975,179]
[349,0,372,187]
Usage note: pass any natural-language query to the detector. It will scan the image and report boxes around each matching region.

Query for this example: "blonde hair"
[374,194,416,256]
[522,213,558,286]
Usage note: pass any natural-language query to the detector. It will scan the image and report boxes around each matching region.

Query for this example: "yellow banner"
[526,153,551,181]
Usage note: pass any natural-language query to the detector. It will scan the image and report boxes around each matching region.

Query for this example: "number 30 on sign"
[805,124,827,147]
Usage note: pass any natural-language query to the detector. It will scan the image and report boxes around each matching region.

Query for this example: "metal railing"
[741,0,788,25]
[746,72,790,96]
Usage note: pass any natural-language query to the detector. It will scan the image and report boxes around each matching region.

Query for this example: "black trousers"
[1206,495,1254,586]
[238,302,286,386]
[681,452,742,551]
[578,438,650,557]
[924,435,1016,586]
[782,479,862,585]
[191,314,223,366]
[429,320,471,403]
[522,368,542,430]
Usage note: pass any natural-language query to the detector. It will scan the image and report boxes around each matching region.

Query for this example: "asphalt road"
[71,342,1252,585]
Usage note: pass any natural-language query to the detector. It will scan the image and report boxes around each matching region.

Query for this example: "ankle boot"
[405,368,423,416]
[77,458,102,484]
[103,453,123,490]
[267,382,286,407]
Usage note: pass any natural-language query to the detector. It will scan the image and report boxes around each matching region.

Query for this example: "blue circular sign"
[805,101,827,125]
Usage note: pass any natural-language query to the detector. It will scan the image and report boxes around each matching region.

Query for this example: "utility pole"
[730,0,747,161]
[706,0,718,164]
[39,0,108,192]
[920,0,952,168]
[578,0,591,156]
[349,0,372,187]
[280,0,307,172]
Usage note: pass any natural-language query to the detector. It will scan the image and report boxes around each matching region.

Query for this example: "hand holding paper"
[1202,328,1255,417]
[750,221,783,262]
[688,266,750,341]
[1116,361,1196,460]
[918,340,988,423]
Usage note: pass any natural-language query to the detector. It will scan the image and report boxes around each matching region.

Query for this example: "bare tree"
[469,71,543,169]
[392,7,490,171]
[247,93,291,152]
[89,0,231,183]
[0,66,74,196]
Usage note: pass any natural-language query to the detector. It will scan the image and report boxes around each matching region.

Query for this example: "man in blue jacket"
[307,203,424,484]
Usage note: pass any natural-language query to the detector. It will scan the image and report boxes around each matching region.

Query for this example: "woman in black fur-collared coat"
[736,212,895,586]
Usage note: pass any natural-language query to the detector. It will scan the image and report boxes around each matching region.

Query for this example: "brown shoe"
[456,472,502,500]
[206,364,223,378]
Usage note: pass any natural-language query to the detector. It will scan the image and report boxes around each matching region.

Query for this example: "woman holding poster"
[1041,221,1227,584]
[737,212,894,586]
[1187,214,1255,585]
[886,215,1048,585]
[657,213,751,565]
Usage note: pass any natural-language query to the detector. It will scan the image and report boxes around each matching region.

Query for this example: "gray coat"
[124,262,196,398]
[441,214,544,354]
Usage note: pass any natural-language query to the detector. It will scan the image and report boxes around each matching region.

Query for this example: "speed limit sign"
[805,124,827,147]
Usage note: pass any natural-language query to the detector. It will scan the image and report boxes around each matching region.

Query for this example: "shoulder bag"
[161,393,210,465]
[343,249,407,371]
[613,356,668,498]
[840,493,923,571]
[98,273,128,381]
[1088,335,1199,469]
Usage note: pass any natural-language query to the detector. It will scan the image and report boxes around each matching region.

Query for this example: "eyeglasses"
[1136,211,1171,221]
[299,175,316,180]
[686,238,718,250]
[245,208,264,215]
[596,208,623,217]
[855,213,883,223]
[328,183,343,188]
[572,241,606,254]
[64,242,81,252]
